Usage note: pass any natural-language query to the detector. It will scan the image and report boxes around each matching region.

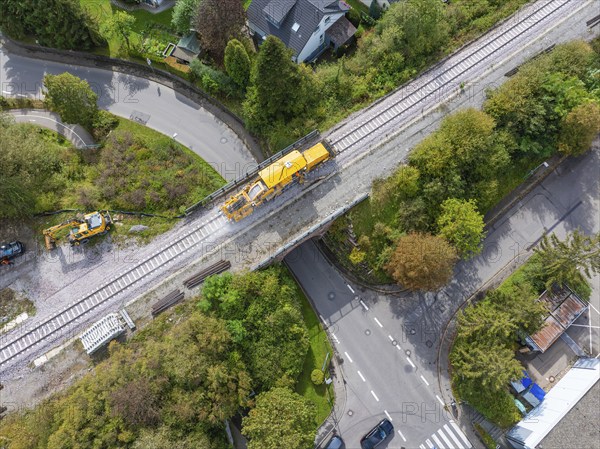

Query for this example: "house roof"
[248,0,349,57]
[525,286,588,353]
[506,358,600,449]
[325,15,356,47]
[177,33,201,55]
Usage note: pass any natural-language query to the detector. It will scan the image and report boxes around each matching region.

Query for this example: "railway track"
[328,0,572,153]
[0,0,589,370]
[0,213,227,367]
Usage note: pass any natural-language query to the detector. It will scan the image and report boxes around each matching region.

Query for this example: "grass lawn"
[294,282,335,427]
[80,0,175,57]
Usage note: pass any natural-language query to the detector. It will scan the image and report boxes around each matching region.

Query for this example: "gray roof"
[248,0,349,57]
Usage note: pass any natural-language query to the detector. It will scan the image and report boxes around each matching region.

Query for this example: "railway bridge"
[1,0,598,373]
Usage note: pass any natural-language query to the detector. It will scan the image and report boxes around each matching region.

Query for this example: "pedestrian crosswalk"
[419,421,473,449]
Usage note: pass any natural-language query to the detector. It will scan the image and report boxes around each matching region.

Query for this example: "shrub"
[92,110,119,141]
[310,369,324,385]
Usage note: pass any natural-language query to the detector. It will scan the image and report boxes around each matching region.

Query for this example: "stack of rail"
[184,260,231,289]
[151,289,185,316]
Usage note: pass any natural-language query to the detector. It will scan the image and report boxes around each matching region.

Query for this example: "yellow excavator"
[43,211,112,250]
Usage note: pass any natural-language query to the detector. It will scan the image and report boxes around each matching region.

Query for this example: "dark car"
[0,241,24,264]
[324,435,344,449]
[360,419,394,449]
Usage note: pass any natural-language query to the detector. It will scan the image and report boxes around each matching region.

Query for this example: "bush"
[92,110,119,141]
[189,60,236,97]
[311,369,324,385]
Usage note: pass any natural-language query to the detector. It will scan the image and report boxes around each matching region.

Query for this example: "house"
[172,32,201,65]
[247,0,357,63]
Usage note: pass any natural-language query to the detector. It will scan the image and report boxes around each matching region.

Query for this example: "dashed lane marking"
[357,370,366,382]
[385,410,392,421]
[407,357,416,368]
[398,430,407,442]
[388,335,394,342]
[360,299,369,311]
[420,375,430,386]
[371,390,379,402]
[347,284,355,294]
[436,395,445,405]
[344,351,353,363]
[331,333,340,344]
[374,317,383,328]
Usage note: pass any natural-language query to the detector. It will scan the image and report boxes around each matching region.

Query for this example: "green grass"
[0,289,35,331]
[294,282,335,427]
[242,0,252,11]
[80,0,176,58]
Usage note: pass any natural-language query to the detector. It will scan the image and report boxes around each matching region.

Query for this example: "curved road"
[0,40,257,181]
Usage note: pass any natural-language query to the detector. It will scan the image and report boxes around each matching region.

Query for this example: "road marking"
[444,423,466,449]
[344,351,353,363]
[431,433,445,449]
[388,335,394,342]
[438,428,454,448]
[420,375,430,386]
[359,299,369,310]
[384,410,392,421]
[347,284,355,294]
[436,395,445,405]
[406,357,416,368]
[357,370,366,382]
[319,314,326,324]
[396,344,403,351]
[425,439,434,448]
[371,390,379,402]
[331,333,340,344]
[397,430,407,442]
[420,445,426,449]
[374,317,383,328]
[450,421,472,447]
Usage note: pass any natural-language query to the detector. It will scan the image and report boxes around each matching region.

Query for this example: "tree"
[385,233,457,290]
[558,102,600,156]
[437,198,486,257]
[0,0,103,50]
[369,0,382,19]
[535,231,600,289]
[171,0,201,34]
[195,0,245,60]
[242,387,316,449]
[43,73,98,131]
[100,10,136,52]
[224,39,251,89]
[243,36,316,132]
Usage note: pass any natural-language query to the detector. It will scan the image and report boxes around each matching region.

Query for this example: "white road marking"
[406,357,416,368]
[374,317,383,328]
[420,445,426,449]
[396,344,403,351]
[388,335,394,342]
[420,375,430,386]
[371,390,379,401]
[347,284,355,294]
[359,299,369,310]
[425,439,434,449]
[431,433,445,449]
[436,395,445,405]
[331,333,340,344]
[357,370,366,382]
[385,410,392,421]
[319,314,326,323]
[445,423,466,449]
[344,351,353,363]
[397,430,407,442]
[450,421,472,447]
[438,428,454,448]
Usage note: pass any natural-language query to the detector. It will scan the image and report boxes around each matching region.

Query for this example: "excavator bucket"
[44,234,56,250]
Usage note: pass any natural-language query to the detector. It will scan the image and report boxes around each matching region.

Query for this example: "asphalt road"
[0,42,256,181]
[286,144,600,449]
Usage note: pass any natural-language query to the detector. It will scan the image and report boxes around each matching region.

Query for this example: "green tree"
[244,36,316,132]
[242,387,316,449]
[0,0,103,50]
[535,231,600,289]
[195,0,245,60]
[558,102,600,156]
[224,39,251,89]
[171,0,201,34]
[385,233,457,291]
[100,10,136,51]
[437,198,486,257]
[43,73,98,131]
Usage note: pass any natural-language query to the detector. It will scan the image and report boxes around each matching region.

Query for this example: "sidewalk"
[6,109,96,149]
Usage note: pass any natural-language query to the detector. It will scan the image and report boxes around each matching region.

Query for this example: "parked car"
[324,435,344,449]
[360,419,394,449]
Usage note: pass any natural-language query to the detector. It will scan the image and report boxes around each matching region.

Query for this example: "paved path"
[0,40,256,181]
[6,109,96,149]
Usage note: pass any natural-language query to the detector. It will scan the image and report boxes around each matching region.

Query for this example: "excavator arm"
[43,219,81,250]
